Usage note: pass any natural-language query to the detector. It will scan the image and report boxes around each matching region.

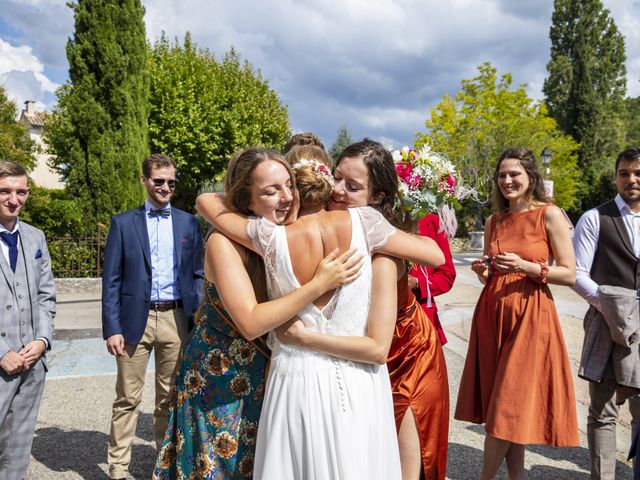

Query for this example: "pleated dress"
[454,206,579,446]
[387,272,450,479]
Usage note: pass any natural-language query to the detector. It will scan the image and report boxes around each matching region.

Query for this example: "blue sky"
[1,0,639,149]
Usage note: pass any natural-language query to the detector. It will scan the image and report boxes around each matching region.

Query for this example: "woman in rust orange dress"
[455,147,578,479]
[330,139,449,480]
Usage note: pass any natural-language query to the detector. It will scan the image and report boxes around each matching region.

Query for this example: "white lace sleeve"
[246,216,277,257]
[356,206,397,253]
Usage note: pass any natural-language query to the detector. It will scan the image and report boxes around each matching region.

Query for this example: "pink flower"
[407,174,422,188]
[396,162,413,180]
[446,174,456,187]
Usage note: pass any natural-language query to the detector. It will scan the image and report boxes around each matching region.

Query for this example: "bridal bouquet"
[392,143,474,237]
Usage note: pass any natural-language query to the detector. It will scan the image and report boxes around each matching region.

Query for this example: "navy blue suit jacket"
[101,205,204,345]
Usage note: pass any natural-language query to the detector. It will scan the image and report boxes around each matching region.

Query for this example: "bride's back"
[285,209,353,308]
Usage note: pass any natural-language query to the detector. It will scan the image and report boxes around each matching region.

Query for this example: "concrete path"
[26,261,635,479]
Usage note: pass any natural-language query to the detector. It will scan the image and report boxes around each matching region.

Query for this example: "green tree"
[148,33,290,209]
[543,0,627,209]
[624,96,640,147]
[0,85,37,170]
[45,0,148,226]
[416,63,580,221]
[329,124,354,163]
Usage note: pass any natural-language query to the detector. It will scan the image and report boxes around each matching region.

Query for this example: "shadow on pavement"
[456,424,632,479]
[31,413,157,479]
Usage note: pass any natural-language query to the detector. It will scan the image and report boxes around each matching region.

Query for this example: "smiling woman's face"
[249,159,294,223]
[329,156,375,210]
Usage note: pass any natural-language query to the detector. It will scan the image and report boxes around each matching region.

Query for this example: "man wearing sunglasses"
[102,153,204,480]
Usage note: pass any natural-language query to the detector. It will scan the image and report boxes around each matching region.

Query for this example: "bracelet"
[533,262,549,284]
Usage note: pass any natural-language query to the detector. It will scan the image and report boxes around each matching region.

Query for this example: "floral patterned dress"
[153,281,269,479]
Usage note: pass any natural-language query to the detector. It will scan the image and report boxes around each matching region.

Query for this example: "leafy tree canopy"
[148,33,290,209]
[0,85,37,170]
[417,62,580,215]
[543,0,627,209]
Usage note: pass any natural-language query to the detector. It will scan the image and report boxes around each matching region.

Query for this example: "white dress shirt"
[0,220,19,266]
[573,194,640,312]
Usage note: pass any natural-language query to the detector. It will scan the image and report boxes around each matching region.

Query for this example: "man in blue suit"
[102,153,204,480]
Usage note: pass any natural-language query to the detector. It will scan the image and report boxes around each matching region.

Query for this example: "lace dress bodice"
[247,207,395,361]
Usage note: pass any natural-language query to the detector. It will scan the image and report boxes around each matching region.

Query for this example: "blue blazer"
[101,205,204,345]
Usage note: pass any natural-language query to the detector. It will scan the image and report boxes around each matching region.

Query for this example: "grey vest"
[590,200,640,290]
[5,243,35,350]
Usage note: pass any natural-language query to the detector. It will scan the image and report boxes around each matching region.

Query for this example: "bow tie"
[149,208,170,217]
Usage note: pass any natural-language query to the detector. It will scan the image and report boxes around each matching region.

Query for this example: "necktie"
[0,231,19,273]
[149,208,170,218]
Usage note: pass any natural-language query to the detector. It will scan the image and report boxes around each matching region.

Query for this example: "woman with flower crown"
[152,148,365,480]
[197,144,445,479]
[308,138,452,480]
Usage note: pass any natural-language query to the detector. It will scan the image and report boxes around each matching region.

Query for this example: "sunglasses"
[149,178,178,189]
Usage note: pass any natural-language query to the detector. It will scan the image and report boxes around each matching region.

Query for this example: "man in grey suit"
[0,160,55,479]
[573,147,640,479]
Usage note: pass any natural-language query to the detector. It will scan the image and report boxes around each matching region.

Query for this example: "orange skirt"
[387,296,449,479]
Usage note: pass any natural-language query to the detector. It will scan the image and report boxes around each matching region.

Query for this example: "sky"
[1,0,639,149]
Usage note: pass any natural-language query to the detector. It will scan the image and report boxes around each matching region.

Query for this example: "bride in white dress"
[197,147,444,479]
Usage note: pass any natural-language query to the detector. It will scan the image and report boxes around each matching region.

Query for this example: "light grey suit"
[0,221,55,480]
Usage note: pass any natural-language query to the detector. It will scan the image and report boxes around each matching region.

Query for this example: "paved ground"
[26,257,635,479]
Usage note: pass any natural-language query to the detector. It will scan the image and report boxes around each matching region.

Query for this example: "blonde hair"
[285,145,333,211]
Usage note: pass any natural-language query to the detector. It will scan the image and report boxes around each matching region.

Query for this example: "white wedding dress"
[250,207,402,480]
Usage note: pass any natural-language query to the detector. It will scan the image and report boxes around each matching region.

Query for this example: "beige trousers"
[107,308,188,479]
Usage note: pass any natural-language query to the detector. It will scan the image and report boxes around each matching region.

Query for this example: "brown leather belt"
[150,299,183,312]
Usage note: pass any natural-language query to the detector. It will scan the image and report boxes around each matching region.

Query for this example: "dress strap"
[205,284,271,360]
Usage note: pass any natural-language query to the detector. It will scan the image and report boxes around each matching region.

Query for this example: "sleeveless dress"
[251,207,402,480]
[387,272,449,479]
[454,206,579,446]
[153,282,269,479]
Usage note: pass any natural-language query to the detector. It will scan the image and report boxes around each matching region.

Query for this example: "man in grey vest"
[0,160,55,479]
[573,147,640,479]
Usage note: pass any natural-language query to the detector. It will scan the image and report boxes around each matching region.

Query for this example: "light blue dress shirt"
[144,200,181,302]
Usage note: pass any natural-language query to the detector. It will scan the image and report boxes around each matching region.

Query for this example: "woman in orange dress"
[330,139,449,480]
[455,147,578,479]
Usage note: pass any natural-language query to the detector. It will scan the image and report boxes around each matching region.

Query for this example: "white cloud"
[0,38,59,112]
[0,0,638,145]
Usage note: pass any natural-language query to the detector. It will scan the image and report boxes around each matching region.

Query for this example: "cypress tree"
[46,0,148,225]
[543,0,627,209]
[329,125,354,164]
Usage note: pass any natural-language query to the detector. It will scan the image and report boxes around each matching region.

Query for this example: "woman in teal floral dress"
[153,148,360,479]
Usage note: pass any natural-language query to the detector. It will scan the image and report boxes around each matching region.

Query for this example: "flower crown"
[291,158,335,187]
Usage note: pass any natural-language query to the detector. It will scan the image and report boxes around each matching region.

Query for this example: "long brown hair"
[336,138,415,230]
[224,147,296,301]
[492,147,549,214]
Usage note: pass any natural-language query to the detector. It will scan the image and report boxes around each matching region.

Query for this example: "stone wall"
[55,278,102,294]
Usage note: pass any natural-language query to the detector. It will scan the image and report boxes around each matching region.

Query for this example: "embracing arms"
[197,192,445,267]
[208,232,361,340]
[276,254,398,364]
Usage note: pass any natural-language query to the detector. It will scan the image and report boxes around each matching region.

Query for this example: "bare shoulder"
[543,204,565,223]
[207,231,247,261]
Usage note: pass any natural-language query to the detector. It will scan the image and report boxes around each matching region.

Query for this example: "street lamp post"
[541,147,552,178]
[540,147,554,198]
